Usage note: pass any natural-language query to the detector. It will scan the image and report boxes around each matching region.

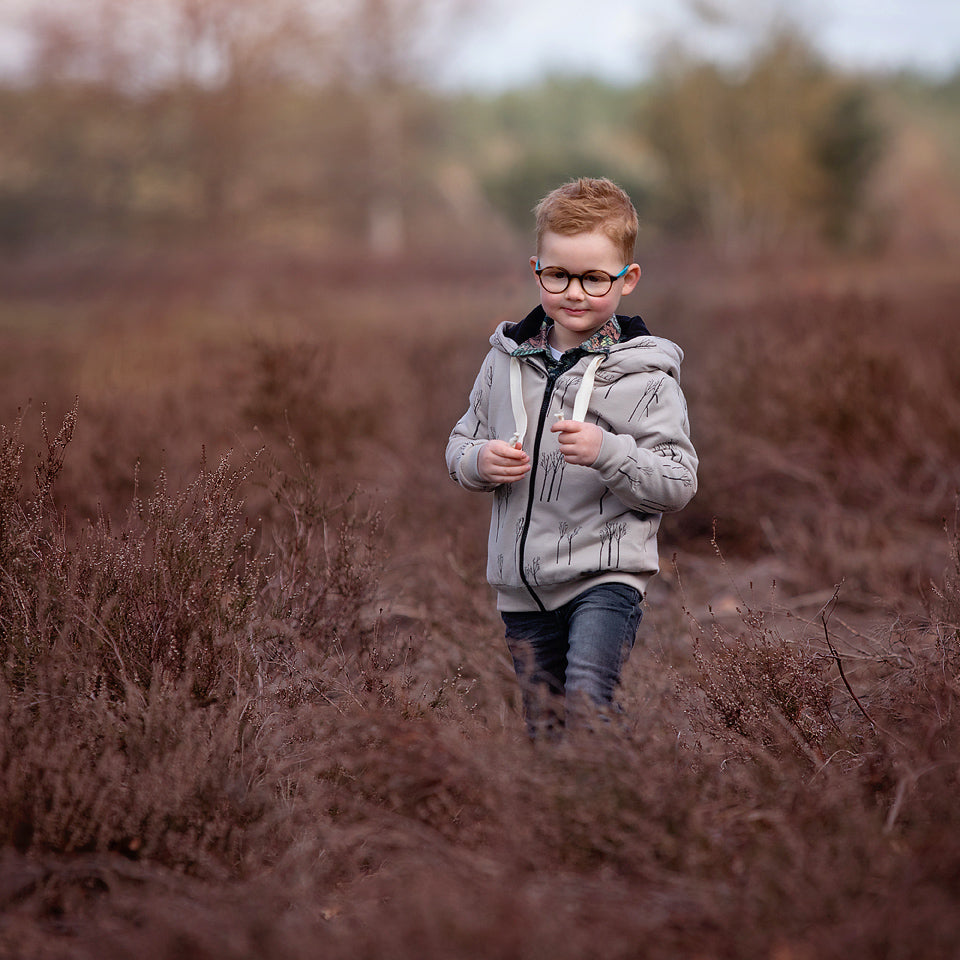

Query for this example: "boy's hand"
[551,420,602,466]
[478,439,531,484]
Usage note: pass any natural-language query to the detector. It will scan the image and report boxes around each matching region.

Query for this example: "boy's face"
[531,229,641,353]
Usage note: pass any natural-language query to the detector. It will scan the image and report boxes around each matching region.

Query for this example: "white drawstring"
[508,353,604,446]
[509,356,527,447]
[572,354,604,423]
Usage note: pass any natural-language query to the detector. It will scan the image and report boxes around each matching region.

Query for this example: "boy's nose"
[565,277,587,298]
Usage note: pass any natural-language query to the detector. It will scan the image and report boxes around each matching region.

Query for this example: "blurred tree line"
[0,0,958,259]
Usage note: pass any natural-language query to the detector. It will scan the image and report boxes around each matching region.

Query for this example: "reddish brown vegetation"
[1,246,959,958]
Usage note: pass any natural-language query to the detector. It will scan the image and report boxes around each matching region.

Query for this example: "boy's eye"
[583,272,609,285]
[541,268,568,281]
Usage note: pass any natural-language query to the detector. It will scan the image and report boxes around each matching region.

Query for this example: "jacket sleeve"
[590,372,698,514]
[445,355,498,493]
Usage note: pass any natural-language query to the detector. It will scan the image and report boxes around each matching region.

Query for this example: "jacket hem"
[494,571,651,612]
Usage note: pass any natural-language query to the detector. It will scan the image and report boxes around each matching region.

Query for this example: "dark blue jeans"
[501,583,643,737]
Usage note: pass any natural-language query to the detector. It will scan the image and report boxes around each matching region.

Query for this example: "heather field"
[2,241,960,958]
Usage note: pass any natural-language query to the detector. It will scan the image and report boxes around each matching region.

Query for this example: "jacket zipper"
[517,352,581,611]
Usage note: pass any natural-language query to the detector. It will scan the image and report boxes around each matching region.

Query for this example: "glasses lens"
[581,271,614,296]
[538,267,569,293]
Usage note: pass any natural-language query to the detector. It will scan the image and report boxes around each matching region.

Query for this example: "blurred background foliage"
[0,0,958,261]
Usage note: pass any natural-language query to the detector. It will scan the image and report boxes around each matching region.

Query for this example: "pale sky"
[436,0,960,89]
[1,0,958,89]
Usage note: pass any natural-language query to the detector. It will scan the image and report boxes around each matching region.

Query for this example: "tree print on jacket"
[564,524,581,564]
[598,521,629,569]
[539,450,566,502]
[609,450,694,512]
[494,481,513,539]
[471,363,495,438]
[653,441,688,469]
[628,376,665,423]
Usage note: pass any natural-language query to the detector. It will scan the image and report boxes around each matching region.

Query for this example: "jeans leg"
[564,584,643,720]
[501,610,567,738]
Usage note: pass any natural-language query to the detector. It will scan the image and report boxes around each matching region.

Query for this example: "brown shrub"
[678,285,960,601]
[3,252,960,959]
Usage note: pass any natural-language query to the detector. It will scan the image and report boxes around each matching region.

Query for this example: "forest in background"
[3,2,960,958]
[1,0,959,261]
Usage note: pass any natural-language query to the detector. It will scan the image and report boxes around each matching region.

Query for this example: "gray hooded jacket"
[446,306,698,612]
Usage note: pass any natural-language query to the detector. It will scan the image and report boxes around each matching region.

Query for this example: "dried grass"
[2,251,960,958]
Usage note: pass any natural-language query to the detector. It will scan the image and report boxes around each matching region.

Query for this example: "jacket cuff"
[458,441,497,492]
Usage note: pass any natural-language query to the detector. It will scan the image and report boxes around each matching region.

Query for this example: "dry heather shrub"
[686,608,834,761]
[0,667,262,871]
[297,712,947,960]
[0,403,399,882]
[684,289,960,597]
[0,408,267,872]
[237,335,378,470]
[861,524,960,814]
[677,527,960,939]
[0,403,79,685]
[927,502,960,639]
[1,405,387,705]
[675,544,836,761]
[258,440,382,646]
[704,292,960,491]
[1,407,264,701]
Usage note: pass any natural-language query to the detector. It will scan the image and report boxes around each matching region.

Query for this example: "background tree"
[317,0,479,256]
[2,3,955,258]
[643,29,884,255]
[162,0,319,228]
[477,77,653,237]
[0,0,321,242]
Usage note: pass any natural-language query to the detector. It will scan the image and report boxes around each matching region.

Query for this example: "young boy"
[446,178,698,737]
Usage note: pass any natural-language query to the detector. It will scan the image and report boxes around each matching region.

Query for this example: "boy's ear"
[529,256,539,274]
[621,263,642,296]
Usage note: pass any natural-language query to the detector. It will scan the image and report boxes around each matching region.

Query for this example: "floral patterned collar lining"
[511,316,621,358]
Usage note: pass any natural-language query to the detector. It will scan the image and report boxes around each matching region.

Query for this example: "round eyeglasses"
[535,261,630,297]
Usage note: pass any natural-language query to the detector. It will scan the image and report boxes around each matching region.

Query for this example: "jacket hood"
[490,305,684,378]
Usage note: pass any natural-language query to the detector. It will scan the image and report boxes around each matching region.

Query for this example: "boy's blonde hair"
[534,177,638,263]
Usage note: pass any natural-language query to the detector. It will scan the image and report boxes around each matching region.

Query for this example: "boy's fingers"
[491,440,527,456]
[500,447,529,462]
